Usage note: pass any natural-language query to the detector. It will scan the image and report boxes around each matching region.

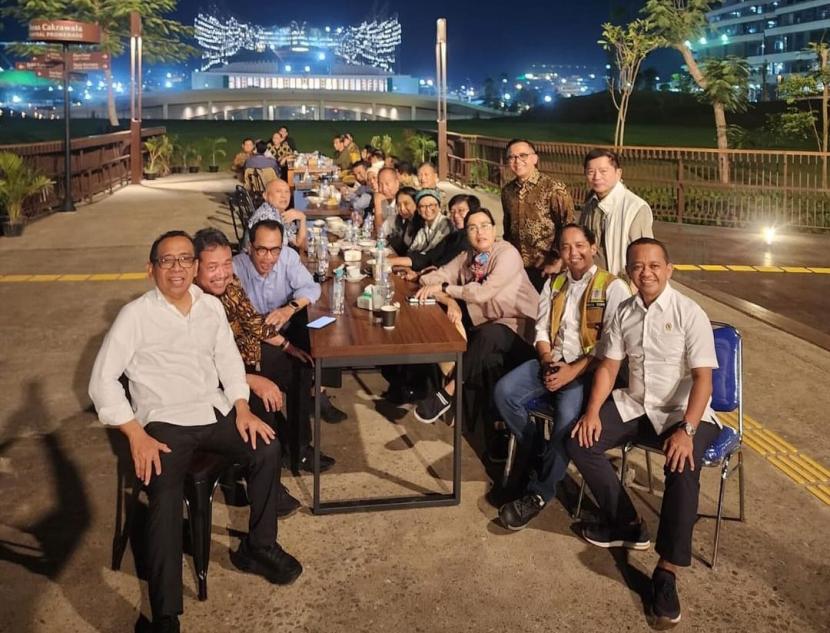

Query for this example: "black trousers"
[253,343,313,468]
[567,398,719,566]
[144,409,281,618]
[463,321,534,443]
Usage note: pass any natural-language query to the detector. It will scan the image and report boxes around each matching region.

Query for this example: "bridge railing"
[0,126,166,220]
[441,132,830,231]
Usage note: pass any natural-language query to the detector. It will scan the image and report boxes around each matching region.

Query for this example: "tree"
[599,18,662,148]
[777,42,830,185]
[643,0,738,183]
[3,0,196,126]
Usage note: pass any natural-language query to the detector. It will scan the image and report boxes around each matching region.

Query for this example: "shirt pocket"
[656,332,686,363]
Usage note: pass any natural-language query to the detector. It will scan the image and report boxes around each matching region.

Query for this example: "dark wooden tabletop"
[307,261,467,360]
[293,189,353,219]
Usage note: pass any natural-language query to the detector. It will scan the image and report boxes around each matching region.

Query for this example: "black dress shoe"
[320,393,348,423]
[151,616,180,633]
[230,539,303,585]
[276,484,301,518]
[295,447,335,474]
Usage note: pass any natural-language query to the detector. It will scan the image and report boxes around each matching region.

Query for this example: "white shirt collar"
[634,281,674,312]
[566,264,597,285]
[152,283,203,307]
[596,180,626,214]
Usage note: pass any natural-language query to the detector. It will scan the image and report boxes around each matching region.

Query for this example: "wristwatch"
[289,300,301,312]
[679,421,697,437]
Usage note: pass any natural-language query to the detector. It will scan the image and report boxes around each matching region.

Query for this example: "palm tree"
[0,152,53,234]
[406,134,437,164]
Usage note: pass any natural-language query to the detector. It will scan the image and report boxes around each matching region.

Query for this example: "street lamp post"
[60,41,75,212]
[130,11,143,185]
[435,18,448,181]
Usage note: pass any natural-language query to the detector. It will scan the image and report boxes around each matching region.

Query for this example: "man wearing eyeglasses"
[233,220,340,469]
[89,231,302,632]
[500,139,575,291]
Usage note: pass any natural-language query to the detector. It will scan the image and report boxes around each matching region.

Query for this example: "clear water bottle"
[373,237,385,282]
[345,219,354,243]
[307,230,316,260]
[317,231,328,278]
[332,268,345,315]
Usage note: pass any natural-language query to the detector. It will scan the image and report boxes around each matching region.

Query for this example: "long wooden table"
[307,266,467,514]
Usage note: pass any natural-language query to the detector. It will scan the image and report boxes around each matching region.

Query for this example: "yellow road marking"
[58,274,91,281]
[699,264,729,271]
[753,266,785,273]
[782,266,811,273]
[808,267,830,274]
[719,410,830,507]
[727,265,756,272]
[1,274,33,282]
[119,272,147,281]
[673,264,700,271]
[88,273,121,281]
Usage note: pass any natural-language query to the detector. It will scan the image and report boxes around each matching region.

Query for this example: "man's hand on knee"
[571,412,602,448]
[234,400,276,449]
[121,420,171,485]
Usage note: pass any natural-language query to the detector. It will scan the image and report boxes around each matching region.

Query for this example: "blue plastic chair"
[616,321,746,568]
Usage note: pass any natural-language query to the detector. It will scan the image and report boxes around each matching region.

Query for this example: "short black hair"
[351,159,369,170]
[559,222,597,246]
[583,148,621,170]
[626,237,670,265]
[396,186,418,203]
[463,207,496,230]
[242,137,254,145]
[448,194,481,214]
[250,219,284,244]
[371,148,386,160]
[396,160,414,175]
[505,138,537,155]
[193,228,232,259]
[149,230,193,263]
[255,140,268,155]
[278,126,288,133]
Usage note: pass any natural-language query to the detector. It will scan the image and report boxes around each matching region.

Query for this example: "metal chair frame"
[511,322,746,568]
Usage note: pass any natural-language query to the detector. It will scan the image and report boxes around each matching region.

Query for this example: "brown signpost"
[28,19,101,213]
[28,20,101,44]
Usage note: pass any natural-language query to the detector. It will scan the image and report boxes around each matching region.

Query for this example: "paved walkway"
[0,175,828,633]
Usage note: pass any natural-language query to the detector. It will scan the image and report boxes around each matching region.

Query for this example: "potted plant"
[206,137,227,173]
[144,134,172,180]
[184,144,201,173]
[169,135,185,174]
[0,151,53,237]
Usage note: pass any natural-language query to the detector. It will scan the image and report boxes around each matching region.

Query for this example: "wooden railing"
[0,126,166,219]
[441,132,830,231]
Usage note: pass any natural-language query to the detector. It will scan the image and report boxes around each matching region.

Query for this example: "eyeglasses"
[154,255,195,269]
[466,222,494,234]
[506,152,535,163]
[418,203,439,212]
[253,245,282,258]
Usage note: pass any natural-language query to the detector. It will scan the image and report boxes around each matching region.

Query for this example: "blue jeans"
[494,359,590,502]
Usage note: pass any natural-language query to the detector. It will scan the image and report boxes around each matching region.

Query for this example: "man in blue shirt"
[244,140,279,171]
[233,219,343,466]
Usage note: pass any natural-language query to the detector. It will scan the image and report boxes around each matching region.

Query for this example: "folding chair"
[617,321,745,568]
[111,451,240,601]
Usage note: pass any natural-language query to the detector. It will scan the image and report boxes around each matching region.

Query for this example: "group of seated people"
[232,126,298,181]
[89,141,716,632]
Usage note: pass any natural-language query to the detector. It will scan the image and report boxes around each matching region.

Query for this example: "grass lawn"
[0,117,720,150]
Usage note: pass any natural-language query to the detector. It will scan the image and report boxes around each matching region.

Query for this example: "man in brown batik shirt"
[500,138,575,291]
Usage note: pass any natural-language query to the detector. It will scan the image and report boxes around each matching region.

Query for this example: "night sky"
[1,0,680,82]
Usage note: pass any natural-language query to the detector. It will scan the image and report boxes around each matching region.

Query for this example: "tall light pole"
[435,18,448,181]
[130,11,143,184]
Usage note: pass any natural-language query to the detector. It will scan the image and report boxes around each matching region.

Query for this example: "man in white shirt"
[89,231,302,633]
[579,149,653,277]
[491,224,630,525]
[247,178,308,251]
[568,237,720,630]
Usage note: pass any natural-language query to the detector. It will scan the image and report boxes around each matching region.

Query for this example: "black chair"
[111,450,239,601]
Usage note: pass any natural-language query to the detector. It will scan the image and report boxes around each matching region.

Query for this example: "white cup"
[346,265,361,279]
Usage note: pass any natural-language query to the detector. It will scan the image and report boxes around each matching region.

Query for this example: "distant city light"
[544,95,552,103]
[419,79,426,86]
[699,36,708,45]
[684,40,693,49]
[318,52,326,61]
[502,78,507,83]
[166,72,172,78]
[164,81,173,88]
[426,79,433,86]
[763,226,777,245]
[304,65,311,72]
[284,64,292,72]
[11,94,21,103]
[605,64,611,70]
[503,93,511,100]
[589,73,595,79]
[721,34,729,43]
[515,83,522,90]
